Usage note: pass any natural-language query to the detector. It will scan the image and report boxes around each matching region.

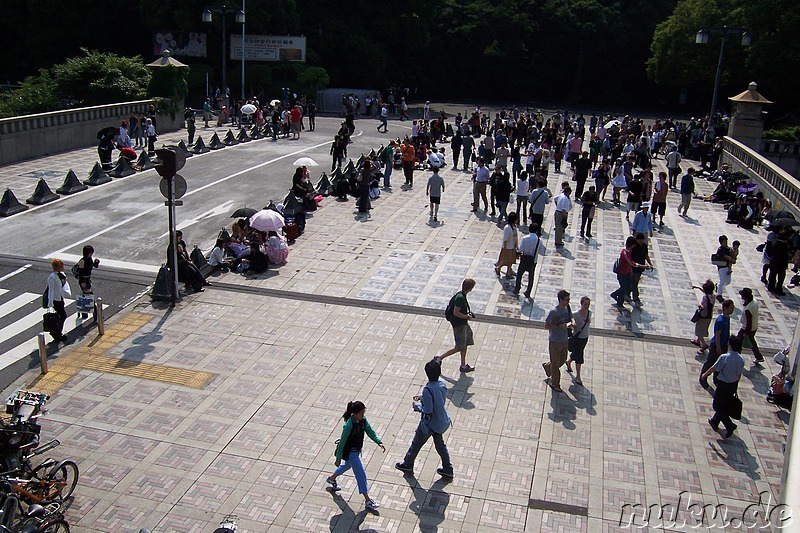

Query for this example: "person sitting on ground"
[208,238,233,272]
[265,231,289,266]
[237,242,269,273]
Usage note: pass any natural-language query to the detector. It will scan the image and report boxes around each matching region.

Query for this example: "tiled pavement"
[1,118,795,531]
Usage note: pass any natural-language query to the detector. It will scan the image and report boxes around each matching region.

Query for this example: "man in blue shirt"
[630,203,654,242]
[396,359,454,478]
[702,336,745,438]
[699,299,734,389]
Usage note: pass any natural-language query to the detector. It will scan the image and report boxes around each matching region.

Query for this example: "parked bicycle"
[0,480,70,533]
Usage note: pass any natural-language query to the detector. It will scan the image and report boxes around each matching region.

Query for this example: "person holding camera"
[395,359,454,479]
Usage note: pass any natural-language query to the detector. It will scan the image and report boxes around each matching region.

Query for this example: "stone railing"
[0,100,183,165]
[720,136,800,218]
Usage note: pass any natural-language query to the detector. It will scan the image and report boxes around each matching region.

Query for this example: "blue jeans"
[399,424,453,474]
[335,449,368,494]
[383,164,392,188]
[611,273,631,305]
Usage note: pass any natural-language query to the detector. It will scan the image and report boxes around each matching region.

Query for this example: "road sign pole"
[168,176,179,305]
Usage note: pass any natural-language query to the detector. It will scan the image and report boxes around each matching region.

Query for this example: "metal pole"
[96,297,105,336]
[222,8,227,108]
[37,333,47,374]
[167,177,179,305]
[241,0,246,100]
[710,29,728,123]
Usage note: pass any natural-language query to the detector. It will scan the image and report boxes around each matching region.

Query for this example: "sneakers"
[707,418,719,431]
[433,216,438,221]
[436,468,454,479]
[433,356,442,364]
[395,462,414,475]
[459,364,475,373]
[326,476,341,491]
[542,362,551,377]
[754,356,765,364]
[365,499,380,511]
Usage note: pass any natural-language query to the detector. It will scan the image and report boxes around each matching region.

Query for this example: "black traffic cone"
[222,129,239,146]
[249,125,263,139]
[26,179,59,205]
[109,155,136,178]
[56,169,88,195]
[191,137,210,154]
[282,192,304,216]
[177,140,194,157]
[150,264,174,301]
[208,133,225,150]
[316,173,332,196]
[84,162,112,186]
[136,150,156,170]
[0,188,28,216]
[236,128,251,143]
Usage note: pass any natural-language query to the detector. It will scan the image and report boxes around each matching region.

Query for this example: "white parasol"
[293,157,319,167]
[249,209,285,232]
[240,104,257,115]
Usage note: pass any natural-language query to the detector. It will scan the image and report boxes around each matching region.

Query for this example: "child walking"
[327,401,385,511]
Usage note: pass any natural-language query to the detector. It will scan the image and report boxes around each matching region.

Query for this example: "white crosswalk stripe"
[0,291,108,373]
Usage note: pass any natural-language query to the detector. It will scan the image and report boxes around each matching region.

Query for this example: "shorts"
[651,201,666,216]
[291,122,301,133]
[452,323,474,350]
[429,196,441,204]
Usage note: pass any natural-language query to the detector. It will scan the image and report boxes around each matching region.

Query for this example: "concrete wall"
[0,100,184,166]
[761,139,800,180]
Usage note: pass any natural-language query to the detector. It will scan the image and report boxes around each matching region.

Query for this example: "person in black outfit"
[167,230,207,293]
[98,131,115,171]
[630,233,652,306]
[306,102,316,131]
[573,151,592,198]
[580,186,598,238]
[76,245,100,319]
[494,169,513,223]
[240,242,269,273]
[767,230,791,295]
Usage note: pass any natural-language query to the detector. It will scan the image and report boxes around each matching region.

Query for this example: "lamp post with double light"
[202,4,245,106]
[695,26,751,122]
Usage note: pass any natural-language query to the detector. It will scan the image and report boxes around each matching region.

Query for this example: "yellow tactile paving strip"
[28,312,214,395]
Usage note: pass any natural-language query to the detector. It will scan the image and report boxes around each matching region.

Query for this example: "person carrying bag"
[44,258,71,343]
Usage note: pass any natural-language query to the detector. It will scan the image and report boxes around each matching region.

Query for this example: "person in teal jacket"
[326,401,385,511]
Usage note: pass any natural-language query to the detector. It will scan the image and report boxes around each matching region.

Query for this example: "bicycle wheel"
[36,517,70,533]
[46,461,78,502]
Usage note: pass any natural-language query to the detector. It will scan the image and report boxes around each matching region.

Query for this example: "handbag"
[711,253,728,267]
[76,293,95,313]
[729,394,743,420]
[690,307,703,323]
[568,310,590,353]
[42,311,60,334]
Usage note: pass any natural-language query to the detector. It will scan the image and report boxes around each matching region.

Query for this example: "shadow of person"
[403,476,452,533]
[119,306,172,364]
[327,488,372,531]
[547,390,576,429]
[570,383,597,416]
[442,373,475,409]
[708,439,762,481]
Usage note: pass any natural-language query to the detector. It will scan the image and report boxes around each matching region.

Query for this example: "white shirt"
[502,225,518,249]
[46,271,71,307]
[741,300,759,331]
[381,107,388,118]
[554,193,572,212]
[515,179,530,196]
[518,232,545,260]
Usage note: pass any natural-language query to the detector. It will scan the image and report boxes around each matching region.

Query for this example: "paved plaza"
[0,113,794,532]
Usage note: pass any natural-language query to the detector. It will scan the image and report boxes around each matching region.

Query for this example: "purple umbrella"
[737,183,758,194]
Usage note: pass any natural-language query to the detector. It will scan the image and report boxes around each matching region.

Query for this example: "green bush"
[0,69,58,117]
[763,127,800,142]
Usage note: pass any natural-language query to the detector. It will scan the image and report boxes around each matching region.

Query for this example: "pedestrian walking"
[611,166,627,205]
[426,167,445,221]
[736,287,764,363]
[395,359,454,479]
[702,336,744,439]
[565,296,591,385]
[690,279,716,351]
[542,289,573,393]
[699,299,735,389]
[629,233,654,306]
[580,185,598,239]
[528,179,550,229]
[494,171,513,223]
[45,259,71,343]
[677,168,696,216]
[377,105,388,133]
[381,141,395,189]
[401,138,416,187]
[145,118,157,155]
[651,172,668,226]
[203,98,212,128]
[461,132,475,171]
[514,223,545,298]
[553,187,572,247]
[307,101,317,131]
[186,112,196,145]
[472,158,490,212]
[626,174,643,221]
[630,203,654,242]
[438,278,477,372]
[515,171,530,225]
[573,151,591,198]
[495,213,519,278]
[75,245,100,320]
[327,401,385,511]
[714,235,736,303]
[611,237,636,308]
[451,130,462,169]
[666,146,682,188]
[767,230,791,295]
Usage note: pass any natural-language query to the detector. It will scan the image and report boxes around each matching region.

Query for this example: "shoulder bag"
[568,310,590,353]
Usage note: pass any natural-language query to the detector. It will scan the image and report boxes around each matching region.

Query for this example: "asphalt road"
[1,116,401,271]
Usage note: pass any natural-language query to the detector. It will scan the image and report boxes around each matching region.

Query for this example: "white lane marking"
[0,302,109,371]
[0,293,39,320]
[47,135,350,257]
[0,264,32,282]
[0,300,74,344]
[0,289,7,297]
[159,200,235,239]
[45,253,160,274]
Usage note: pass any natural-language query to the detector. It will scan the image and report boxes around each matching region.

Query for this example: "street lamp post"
[695,25,751,122]
[203,4,245,106]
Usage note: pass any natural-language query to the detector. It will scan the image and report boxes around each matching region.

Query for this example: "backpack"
[612,258,620,274]
[445,292,464,323]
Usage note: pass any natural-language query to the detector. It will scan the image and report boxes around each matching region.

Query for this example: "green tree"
[54,49,151,106]
[0,69,58,117]
[297,66,330,97]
